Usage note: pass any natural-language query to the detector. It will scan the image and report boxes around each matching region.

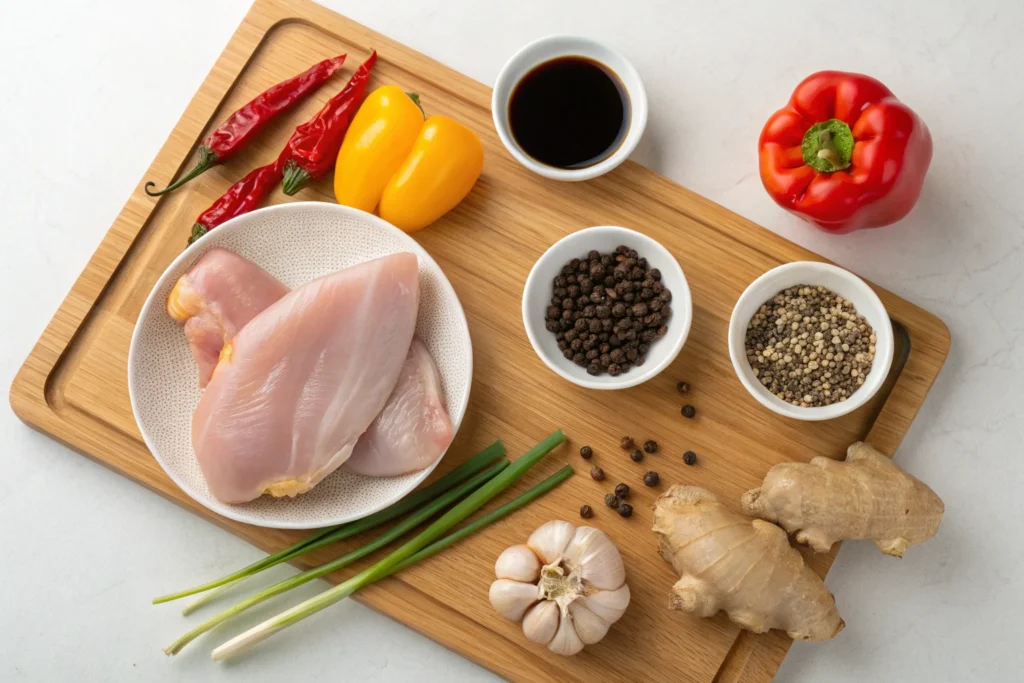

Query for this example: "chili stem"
[153,441,505,605]
[281,160,312,196]
[210,431,566,661]
[164,460,509,655]
[145,146,218,196]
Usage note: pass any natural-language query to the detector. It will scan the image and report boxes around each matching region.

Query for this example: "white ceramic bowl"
[728,261,894,421]
[523,226,691,390]
[492,35,648,181]
[128,202,472,529]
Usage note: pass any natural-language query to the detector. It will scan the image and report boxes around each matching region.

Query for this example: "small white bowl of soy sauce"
[492,36,648,181]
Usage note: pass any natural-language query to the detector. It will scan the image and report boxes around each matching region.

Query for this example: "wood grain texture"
[9,0,950,680]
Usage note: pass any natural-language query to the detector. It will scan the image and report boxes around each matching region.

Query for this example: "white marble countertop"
[2,1,1021,680]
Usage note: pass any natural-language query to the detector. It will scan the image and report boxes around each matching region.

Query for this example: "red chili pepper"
[146,55,347,197]
[758,71,932,234]
[281,51,377,196]
[188,157,284,244]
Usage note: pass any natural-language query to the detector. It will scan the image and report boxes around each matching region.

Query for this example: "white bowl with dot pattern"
[128,202,472,529]
[728,261,894,421]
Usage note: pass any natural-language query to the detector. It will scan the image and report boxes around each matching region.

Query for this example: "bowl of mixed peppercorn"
[728,261,894,420]
[523,226,692,389]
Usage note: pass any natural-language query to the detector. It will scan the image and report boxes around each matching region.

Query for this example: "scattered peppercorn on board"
[9,0,950,680]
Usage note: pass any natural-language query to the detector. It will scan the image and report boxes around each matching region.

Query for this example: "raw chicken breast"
[192,253,420,504]
[167,248,288,388]
[345,339,454,477]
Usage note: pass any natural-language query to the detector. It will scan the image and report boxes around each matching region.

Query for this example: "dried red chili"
[188,156,285,244]
[146,55,347,197]
[280,51,377,195]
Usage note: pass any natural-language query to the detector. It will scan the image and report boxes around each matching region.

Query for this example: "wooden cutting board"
[10,0,950,680]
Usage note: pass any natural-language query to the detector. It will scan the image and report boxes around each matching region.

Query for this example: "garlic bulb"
[489,520,630,656]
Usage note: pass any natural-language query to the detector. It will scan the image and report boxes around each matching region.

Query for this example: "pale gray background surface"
[2,1,1020,681]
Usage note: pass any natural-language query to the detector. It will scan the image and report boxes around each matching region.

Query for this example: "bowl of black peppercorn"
[522,226,693,390]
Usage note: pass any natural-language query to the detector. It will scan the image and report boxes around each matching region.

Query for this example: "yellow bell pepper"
[333,85,423,213]
[334,86,484,232]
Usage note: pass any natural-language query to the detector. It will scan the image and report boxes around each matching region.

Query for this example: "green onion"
[211,431,565,661]
[153,441,506,605]
[164,460,509,655]
[392,464,573,574]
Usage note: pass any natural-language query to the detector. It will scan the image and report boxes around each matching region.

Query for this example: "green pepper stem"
[406,92,425,118]
[801,119,854,173]
[281,159,312,196]
[145,146,218,196]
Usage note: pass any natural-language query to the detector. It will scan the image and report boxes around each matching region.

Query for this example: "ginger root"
[741,441,944,557]
[652,486,844,641]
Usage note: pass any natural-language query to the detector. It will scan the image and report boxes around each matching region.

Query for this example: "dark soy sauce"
[509,56,630,169]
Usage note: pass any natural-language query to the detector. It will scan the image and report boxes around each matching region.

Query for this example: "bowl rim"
[491,34,649,182]
[522,225,691,390]
[127,201,473,529]
[727,260,895,421]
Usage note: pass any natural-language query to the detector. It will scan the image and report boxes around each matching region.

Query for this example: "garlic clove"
[495,544,541,583]
[561,526,626,591]
[546,606,585,656]
[567,601,611,645]
[522,600,560,646]
[527,520,576,564]
[489,579,540,622]
[580,583,631,625]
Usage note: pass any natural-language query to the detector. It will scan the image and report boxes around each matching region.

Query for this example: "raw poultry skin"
[167,248,289,388]
[191,253,420,504]
[345,339,454,477]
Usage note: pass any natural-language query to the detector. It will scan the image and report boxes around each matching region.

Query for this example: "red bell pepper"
[758,71,932,234]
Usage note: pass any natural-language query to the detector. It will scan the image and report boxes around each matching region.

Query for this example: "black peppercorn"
[617,503,633,518]
[683,450,697,466]
[643,440,657,454]
[605,493,621,508]
[579,504,594,519]
[682,404,696,418]
[547,248,671,377]
[590,466,605,481]
[630,449,643,462]
[580,445,593,459]
[676,381,690,393]
[644,471,660,486]
[614,483,630,499]
[620,436,634,450]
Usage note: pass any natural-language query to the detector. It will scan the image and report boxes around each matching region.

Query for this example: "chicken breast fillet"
[167,248,289,388]
[192,253,420,504]
[345,339,454,477]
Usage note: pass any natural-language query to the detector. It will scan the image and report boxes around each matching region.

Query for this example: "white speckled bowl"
[728,261,894,421]
[128,202,472,529]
